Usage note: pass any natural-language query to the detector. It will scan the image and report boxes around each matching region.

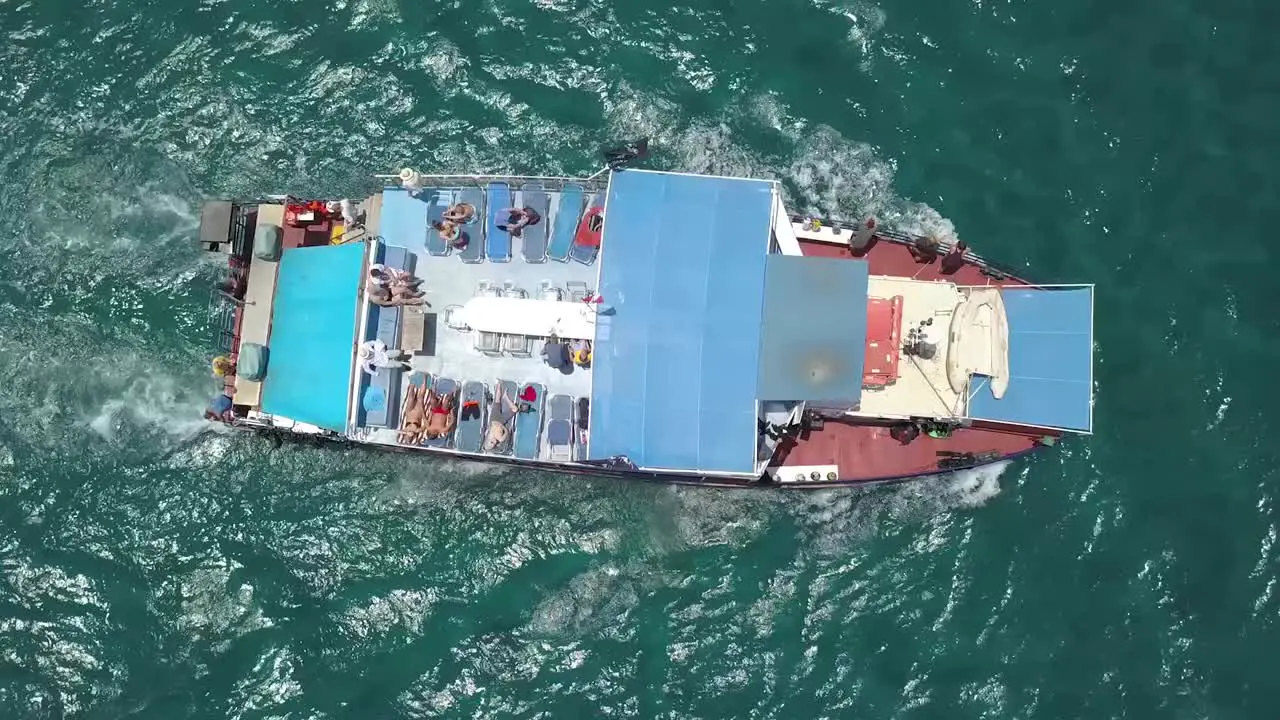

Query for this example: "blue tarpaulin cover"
[380,187,431,251]
[588,170,774,474]
[757,255,869,404]
[968,286,1093,432]
[261,243,366,431]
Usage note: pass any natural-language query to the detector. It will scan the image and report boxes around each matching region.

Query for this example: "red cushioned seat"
[863,295,903,388]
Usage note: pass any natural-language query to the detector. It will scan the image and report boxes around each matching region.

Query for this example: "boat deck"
[356,184,604,462]
[775,234,1044,484]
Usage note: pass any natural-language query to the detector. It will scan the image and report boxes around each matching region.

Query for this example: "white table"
[456,296,598,340]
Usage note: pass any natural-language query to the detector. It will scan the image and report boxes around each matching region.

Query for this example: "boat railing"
[207,287,239,354]
[201,202,256,355]
[371,172,609,193]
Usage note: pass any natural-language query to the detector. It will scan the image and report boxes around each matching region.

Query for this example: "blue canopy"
[380,187,431,250]
[588,170,774,474]
[261,243,366,431]
[757,255,869,404]
[968,286,1094,432]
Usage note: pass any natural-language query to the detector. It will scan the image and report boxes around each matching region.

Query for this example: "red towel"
[519,386,538,402]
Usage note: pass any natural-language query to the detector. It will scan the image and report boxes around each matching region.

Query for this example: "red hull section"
[778,236,1052,484]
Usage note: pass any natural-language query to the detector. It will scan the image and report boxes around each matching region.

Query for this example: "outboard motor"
[903,318,938,360]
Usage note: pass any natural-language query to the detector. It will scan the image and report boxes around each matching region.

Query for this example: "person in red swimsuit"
[423,388,458,440]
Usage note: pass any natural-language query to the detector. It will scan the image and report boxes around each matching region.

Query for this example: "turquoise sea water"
[3,0,1279,717]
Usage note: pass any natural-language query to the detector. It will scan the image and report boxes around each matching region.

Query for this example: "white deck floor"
[851,276,965,420]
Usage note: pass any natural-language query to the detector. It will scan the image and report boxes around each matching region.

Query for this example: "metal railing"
[371,172,609,193]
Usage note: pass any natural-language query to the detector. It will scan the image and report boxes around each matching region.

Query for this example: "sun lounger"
[520,182,550,263]
[514,383,546,460]
[485,182,512,263]
[484,379,518,456]
[422,376,458,448]
[545,394,574,462]
[547,185,585,262]
[456,380,488,453]
[423,192,452,256]
[398,372,429,444]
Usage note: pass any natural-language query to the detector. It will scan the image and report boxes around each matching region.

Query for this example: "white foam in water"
[604,86,958,241]
[787,461,1012,553]
[86,372,217,444]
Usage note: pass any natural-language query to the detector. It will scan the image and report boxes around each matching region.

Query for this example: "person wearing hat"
[483,385,520,453]
[211,355,236,378]
[358,339,410,375]
[367,264,423,294]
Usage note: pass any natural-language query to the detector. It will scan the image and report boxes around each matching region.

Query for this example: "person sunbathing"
[398,383,428,444]
[443,202,476,223]
[496,207,541,238]
[369,286,426,307]
[482,385,519,452]
[431,220,469,250]
[423,388,458,440]
[368,264,422,291]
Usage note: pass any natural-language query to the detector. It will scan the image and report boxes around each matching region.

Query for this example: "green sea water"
[3,0,1279,717]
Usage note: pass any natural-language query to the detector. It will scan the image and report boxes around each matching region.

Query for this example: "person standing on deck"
[358,339,410,375]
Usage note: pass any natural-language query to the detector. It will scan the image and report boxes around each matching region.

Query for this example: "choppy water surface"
[2,0,1279,717]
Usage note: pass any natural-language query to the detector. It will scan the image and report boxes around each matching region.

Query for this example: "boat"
[198,148,1093,488]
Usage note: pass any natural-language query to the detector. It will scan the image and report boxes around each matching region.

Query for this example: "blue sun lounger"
[520,182,550,263]
[545,394,574,462]
[483,379,518,456]
[423,191,452,256]
[514,382,545,460]
[456,380,488,453]
[485,182,512,263]
[546,184,585,262]
[422,376,458,448]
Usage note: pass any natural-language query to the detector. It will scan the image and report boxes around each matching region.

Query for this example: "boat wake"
[85,372,216,444]
[785,461,1012,553]
[603,86,958,242]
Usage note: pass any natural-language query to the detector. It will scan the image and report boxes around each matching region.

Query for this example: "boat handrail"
[207,287,239,354]
[372,172,605,186]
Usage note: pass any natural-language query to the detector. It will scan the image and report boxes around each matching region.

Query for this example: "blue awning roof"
[968,286,1093,432]
[588,170,774,474]
[758,255,869,404]
[261,243,366,431]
